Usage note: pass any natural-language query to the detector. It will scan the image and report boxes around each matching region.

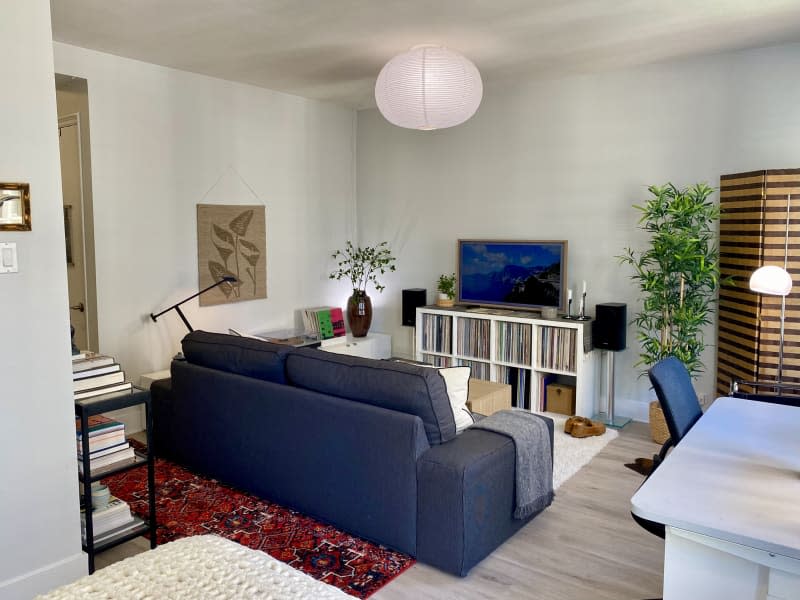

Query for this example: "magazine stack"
[80,495,138,544]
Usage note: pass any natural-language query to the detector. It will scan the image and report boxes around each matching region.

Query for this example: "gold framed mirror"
[0,182,31,231]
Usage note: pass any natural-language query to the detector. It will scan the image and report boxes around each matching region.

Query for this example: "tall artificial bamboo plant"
[619,183,724,377]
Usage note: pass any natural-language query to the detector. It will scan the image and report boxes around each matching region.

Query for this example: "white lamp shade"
[375,45,483,130]
[749,265,793,296]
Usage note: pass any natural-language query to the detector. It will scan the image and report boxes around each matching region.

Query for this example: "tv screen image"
[458,240,567,311]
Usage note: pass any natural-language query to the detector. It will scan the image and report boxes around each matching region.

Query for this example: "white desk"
[631,397,800,600]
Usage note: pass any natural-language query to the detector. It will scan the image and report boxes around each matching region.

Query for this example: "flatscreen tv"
[457,239,568,311]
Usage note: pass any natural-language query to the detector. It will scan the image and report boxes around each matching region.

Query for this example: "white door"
[59,115,90,351]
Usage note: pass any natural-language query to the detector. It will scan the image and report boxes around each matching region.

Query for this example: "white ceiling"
[50,0,800,109]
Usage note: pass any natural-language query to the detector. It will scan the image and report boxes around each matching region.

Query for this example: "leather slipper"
[564,416,592,434]
[570,419,607,438]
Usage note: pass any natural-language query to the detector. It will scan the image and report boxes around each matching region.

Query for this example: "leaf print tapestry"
[197,204,266,305]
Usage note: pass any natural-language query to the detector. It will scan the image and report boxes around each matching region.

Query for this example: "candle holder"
[575,292,591,321]
[562,297,575,320]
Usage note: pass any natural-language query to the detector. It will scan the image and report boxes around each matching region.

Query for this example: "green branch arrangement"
[618,182,727,378]
[329,241,396,293]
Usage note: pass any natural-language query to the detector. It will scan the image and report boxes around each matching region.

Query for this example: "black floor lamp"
[150,277,237,332]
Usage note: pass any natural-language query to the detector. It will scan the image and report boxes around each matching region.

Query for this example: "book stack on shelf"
[80,495,138,544]
[76,415,135,475]
[73,352,133,400]
[301,306,346,340]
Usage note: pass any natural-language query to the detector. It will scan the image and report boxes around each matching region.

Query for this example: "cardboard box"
[546,383,576,415]
[467,378,512,416]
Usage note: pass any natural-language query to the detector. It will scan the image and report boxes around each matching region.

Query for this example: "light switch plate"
[0,242,18,273]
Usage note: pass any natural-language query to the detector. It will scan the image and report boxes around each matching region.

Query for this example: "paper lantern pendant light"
[375,45,483,130]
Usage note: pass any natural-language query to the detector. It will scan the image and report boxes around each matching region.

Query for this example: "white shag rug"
[37,535,349,600]
[544,412,619,490]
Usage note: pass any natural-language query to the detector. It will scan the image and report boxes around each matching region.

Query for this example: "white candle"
[582,280,587,294]
[568,288,572,301]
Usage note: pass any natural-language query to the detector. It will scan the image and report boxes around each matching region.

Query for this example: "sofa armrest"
[417,418,554,576]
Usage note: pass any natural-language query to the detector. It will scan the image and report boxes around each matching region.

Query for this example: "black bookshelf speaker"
[593,303,627,351]
[402,288,427,327]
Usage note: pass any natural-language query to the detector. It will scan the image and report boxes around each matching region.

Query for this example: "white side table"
[139,369,171,389]
[320,333,391,359]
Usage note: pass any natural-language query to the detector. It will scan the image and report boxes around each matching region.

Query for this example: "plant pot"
[347,290,372,337]
[436,293,454,307]
[649,401,669,444]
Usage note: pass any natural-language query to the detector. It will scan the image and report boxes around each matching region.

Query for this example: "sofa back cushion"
[181,331,290,384]
[285,348,457,445]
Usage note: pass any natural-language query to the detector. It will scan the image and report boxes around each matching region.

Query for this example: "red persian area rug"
[103,457,414,598]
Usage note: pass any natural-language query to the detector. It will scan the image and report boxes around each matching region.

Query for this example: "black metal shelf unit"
[75,389,157,573]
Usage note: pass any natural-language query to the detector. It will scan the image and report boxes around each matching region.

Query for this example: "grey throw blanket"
[471,409,554,519]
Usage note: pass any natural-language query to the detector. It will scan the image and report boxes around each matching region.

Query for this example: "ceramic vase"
[347,290,372,337]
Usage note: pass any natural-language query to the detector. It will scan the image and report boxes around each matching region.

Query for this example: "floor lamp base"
[593,412,632,429]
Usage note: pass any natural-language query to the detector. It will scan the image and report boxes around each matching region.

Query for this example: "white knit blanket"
[37,535,350,599]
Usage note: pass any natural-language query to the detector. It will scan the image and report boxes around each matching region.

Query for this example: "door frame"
[59,112,97,350]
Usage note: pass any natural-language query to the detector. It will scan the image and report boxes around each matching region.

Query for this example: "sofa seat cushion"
[181,331,291,384]
[286,347,457,445]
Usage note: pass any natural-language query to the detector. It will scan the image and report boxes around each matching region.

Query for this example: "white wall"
[53,43,357,381]
[357,43,800,420]
[0,1,85,597]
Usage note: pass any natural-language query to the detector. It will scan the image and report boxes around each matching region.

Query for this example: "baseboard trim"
[0,551,86,599]
[611,397,649,423]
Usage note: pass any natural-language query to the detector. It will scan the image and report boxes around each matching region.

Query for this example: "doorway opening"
[55,74,98,352]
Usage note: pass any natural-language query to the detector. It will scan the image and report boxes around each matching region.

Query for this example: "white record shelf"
[416,305,598,416]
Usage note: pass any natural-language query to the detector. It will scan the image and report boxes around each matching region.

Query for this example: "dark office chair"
[649,356,704,461]
[632,356,704,599]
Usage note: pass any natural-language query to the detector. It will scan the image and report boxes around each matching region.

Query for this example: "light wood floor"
[97,423,664,598]
[375,421,663,599]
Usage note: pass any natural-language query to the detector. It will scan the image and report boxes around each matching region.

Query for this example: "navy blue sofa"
[151,331,553,576]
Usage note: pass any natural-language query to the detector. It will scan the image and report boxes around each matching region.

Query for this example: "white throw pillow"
[436,366,474,433]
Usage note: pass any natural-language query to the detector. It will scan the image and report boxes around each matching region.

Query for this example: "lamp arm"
[150,276,237,331]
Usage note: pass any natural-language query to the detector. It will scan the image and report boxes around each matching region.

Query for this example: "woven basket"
[649,401,670,444]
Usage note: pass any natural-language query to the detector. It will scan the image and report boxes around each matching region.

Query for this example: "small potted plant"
[329,241,396,337]
[437,273,456,307]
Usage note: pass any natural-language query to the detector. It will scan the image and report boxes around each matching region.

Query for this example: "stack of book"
[72,352,132,400]
[301,306,346,339]
[76,414,135,474]
[80,495,138,544]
